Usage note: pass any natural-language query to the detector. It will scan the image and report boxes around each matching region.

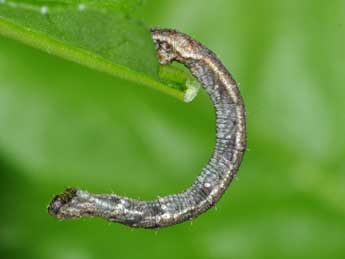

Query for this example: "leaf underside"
[0,0,199,101]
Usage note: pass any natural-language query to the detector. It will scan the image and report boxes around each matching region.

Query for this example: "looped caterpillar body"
[48,28,246,229]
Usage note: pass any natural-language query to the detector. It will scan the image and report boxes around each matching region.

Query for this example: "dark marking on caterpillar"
[48,28,247,229]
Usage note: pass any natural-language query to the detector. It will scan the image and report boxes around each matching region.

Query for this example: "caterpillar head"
[151,28,205,65]
[151,30,177,64]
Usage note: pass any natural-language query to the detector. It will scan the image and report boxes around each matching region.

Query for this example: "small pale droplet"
[40,6,48,15]
[78,3,86,11]
[204,182,211,188]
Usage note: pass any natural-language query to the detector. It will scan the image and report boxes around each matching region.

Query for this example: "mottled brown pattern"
[48,28,246,229]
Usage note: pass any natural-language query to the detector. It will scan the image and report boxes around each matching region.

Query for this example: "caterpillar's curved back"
[48,28,246,229]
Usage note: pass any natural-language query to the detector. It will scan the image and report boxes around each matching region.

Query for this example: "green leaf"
[26,0,145,13]
[0,0,199,102]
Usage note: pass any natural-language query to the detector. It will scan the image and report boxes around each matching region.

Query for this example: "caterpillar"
[48,28,246,229]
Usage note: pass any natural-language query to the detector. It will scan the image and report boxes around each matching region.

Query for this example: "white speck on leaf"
[78,3,86,11]
[40,6,48,15]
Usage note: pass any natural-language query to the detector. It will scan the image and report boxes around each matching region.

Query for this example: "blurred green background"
[1,0,344,258]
